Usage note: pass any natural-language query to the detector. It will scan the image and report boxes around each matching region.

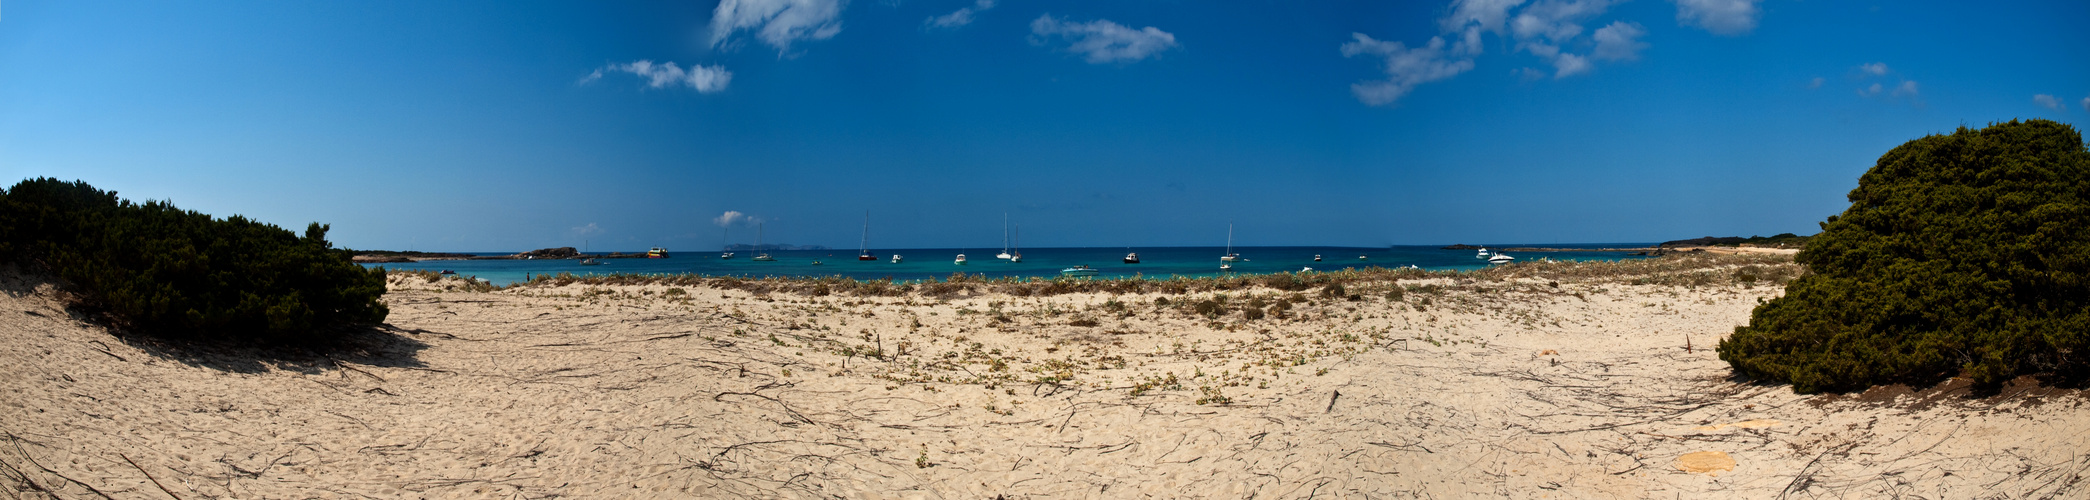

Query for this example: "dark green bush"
[1719,120,2090,393]
[0,178,388,343]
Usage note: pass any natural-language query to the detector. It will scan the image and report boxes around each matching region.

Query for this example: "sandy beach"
[4,255,2085,498]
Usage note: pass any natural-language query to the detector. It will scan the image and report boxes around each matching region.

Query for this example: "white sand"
[3,258,2085,498]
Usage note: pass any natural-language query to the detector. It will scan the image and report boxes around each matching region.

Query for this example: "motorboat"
[891,254,904,263]
[438,270,456,275]
[1059,265,1100,277]
[811,260,823,265]
[578,258,604,266]
[1358,255,1368,261]
[721,252,735,259]
[1476,247,1490,258]
[1123,252,1140,264]
[647,247,669,258]
[955,253,968,265]
[1488,253,1514,264]
[1220,262,1234,272]
[1313,255,1322,262]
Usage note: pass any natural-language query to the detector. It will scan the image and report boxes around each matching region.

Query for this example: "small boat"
[858,211,877,261]
[811,260,823,266]
[1060,265,1100,277]
[955,253,968,265]
[1313,255,1322,262]
[1220,263,1234,272]
[1477,247,1490,258]
[891,254,904,263]
[1009,225,1022,262]
[1123,252,1140,264]
[1489,253,1514,264]
[1221,223,1241,262]
[647,247,670,258]
[997,214,1013,259]
[720,227,733,259]
[578,258,604,266]
[1301,267,1313,273]
[721,252,735,259]
[438,270,456,275]
[1358,255,1368,261]
[751,222,775,261]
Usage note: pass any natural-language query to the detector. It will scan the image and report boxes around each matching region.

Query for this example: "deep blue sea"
[364,245,1654,286]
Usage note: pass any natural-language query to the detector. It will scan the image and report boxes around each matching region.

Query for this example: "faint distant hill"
[724,243,830,251]
[1659,233,1811,249]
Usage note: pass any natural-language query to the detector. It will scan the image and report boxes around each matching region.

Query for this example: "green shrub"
[0,178,388,343]
[1719,120,2090,393]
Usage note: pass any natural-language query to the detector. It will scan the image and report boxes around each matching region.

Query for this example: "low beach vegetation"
[0,178,388,343]
[1720,119,2090,393]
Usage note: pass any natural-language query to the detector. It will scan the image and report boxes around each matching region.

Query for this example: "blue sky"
[2,1,2085,251]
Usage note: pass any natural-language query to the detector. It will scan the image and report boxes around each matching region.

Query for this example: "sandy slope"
[3,259,2086,498]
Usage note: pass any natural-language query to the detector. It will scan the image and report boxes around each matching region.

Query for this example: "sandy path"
[2,261,2085,498]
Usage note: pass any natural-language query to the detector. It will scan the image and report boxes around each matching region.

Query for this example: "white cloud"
[1030,15,1179,64]
[1552,52,1592,78]
[585,61,732,93]
[572,223,605,237]
[714,211,752,227]
[1342,33,1476,106]
[1808,77,1824,89]
[1859,62,1889,76]
[926,0,994,29]
[1441,0,1528,33]
[2034,94,2061,110]
[1506,0,1619,78]
[1892,80,1919,97]
[1859,83,1883,97]
[1671,0,1761,35]
[2082,96,2090,112]
[1590,21,1647,61]
[709,0,846,54]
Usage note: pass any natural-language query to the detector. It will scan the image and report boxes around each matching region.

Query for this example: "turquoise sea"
[363,245,1655,286]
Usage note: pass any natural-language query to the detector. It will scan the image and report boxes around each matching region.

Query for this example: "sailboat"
[721,227,734,259]
[996,213,1013,260]
[579,239,604,266]
[1009,225,1023,263]
[1220,223,1241,263]
[751,223,776,261]
[858,211,876,261]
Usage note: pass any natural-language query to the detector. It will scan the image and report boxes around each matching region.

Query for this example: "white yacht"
[1221,222,1241,262]
[955,253,968,265]
[996,213,1013,259]
[1488,253,1514,264]
[1477,247,1491,259]
[891,254,904,263]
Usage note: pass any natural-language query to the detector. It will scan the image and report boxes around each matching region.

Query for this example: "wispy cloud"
[926,0,994,29]
[2082,97,2090,113]
[1808,77,1825,89]
[1509,0,1623,79]
[1859,62,1889,76]
[1859,83,1884,97]
[1029,15,1179,64]
[582,61,732,93]
[1441,0,1528,33]
[1590,21,1647,61]
[1342,33,1477,106]
[1671,0,1761,35]
[572,223,605,238]
[2034,94,2061,110]
[709,0,846,54]
[1891,80,1919,97]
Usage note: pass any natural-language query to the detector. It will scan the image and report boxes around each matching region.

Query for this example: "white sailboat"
[720,226,734,259]
[1009,225,1023,263]
[1220,223,1241,262]
[859,211,876,261]
[996,213,1012,260]
[751,223,776,261]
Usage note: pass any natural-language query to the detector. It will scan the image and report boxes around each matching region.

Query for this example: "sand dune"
[3,257,2085,498]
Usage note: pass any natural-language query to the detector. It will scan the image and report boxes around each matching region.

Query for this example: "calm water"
[364,245,1654,286]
